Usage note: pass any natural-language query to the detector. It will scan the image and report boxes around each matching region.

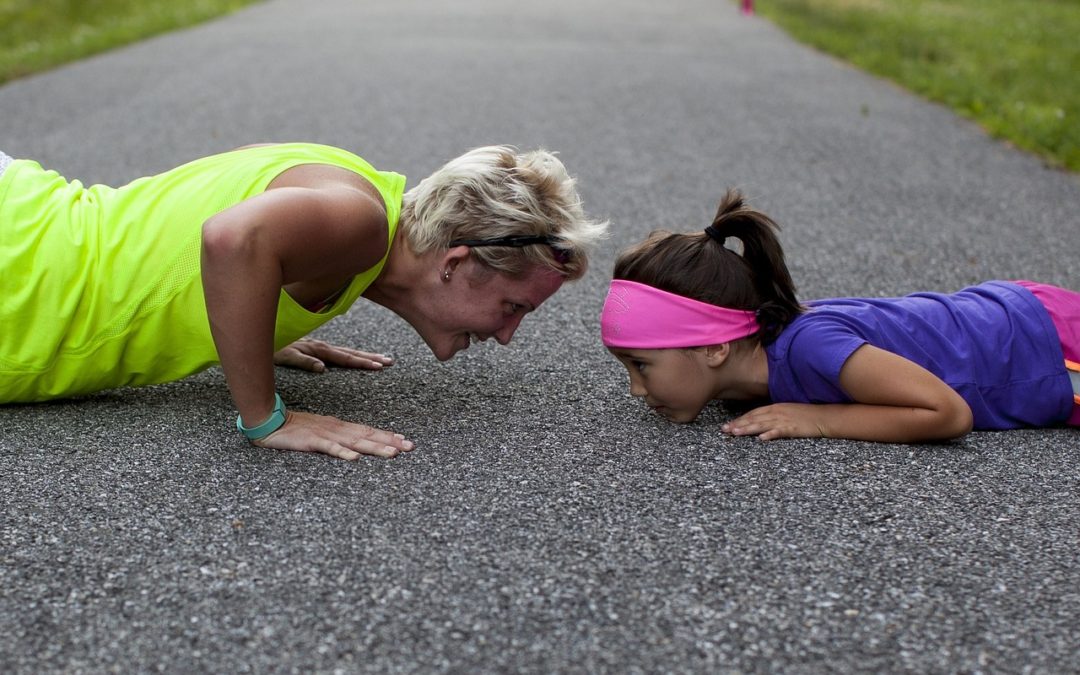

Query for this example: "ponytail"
[705,190,802,341]
[612,188,802,344]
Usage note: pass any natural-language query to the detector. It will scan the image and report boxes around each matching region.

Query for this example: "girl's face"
[608,347,718,423]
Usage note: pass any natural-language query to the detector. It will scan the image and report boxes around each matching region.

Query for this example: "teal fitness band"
[236,393,287,440]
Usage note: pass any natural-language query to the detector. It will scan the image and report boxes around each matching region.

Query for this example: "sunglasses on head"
[448,234,571,264]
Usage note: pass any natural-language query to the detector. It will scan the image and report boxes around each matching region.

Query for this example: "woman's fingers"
[324,443,362,461]
[292,352,327,372]
[254,411,415,460]
[330,350,393,369]
[338,420,414,457]
[272,345,324,371]
[273,339,393,371]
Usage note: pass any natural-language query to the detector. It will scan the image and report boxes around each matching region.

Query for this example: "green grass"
[749,0,1080,172]
[0,0,262,85]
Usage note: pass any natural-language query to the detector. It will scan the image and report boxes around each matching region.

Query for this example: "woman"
[0,143,607,460]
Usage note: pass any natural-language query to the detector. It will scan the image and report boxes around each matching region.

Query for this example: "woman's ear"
[439,245,471,279]
[703,343,731,368]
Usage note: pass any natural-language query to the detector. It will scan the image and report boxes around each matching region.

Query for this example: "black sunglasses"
[448,234,571,264]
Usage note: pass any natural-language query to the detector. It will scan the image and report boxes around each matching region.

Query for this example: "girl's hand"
[722,345,973,443]
[722,403,827,440]
[273,338,394,372]
[253,410,415,460]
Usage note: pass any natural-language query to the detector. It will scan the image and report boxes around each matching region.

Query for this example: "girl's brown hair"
[612,189,802,344]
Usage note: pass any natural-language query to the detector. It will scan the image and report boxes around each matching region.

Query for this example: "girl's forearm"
[724,399,973,443]
[814,402,973,443]
[825,343,975,442]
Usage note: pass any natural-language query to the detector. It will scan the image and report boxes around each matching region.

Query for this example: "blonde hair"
[399,145,607,280]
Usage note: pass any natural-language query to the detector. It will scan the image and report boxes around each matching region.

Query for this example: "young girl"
[601,189,1080,443]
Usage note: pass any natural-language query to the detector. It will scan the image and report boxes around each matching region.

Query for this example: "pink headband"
[600,279,760,349]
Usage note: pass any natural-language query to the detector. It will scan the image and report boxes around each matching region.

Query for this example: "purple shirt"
[765,281,1073,429]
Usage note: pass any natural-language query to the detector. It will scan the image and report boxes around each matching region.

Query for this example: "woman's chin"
[431,339,465,362]
[433,346,457,362]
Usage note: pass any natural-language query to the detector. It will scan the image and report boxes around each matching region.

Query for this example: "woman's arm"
[723,344,974,443]
[201,181,413,459]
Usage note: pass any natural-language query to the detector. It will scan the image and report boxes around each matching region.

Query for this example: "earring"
[443,270,451,282]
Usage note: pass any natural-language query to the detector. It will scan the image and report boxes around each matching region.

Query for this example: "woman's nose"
[494,314,524,345]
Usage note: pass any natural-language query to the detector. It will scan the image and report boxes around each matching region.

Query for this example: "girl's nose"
[628,373,647,398]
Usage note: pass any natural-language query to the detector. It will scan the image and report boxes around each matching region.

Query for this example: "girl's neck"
[713,343,770,401]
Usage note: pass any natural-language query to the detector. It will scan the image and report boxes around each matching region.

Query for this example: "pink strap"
[601,280,759,349]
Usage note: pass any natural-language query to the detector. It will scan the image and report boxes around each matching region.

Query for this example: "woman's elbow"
[201,215,253,263]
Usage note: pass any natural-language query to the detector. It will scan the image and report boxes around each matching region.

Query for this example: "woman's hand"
[273,338,394,372]
[253,410,415,460]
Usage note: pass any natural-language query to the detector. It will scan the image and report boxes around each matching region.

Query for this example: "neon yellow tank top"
[0,143,405,402]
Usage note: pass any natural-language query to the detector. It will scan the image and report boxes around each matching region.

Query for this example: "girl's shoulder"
[772,280,1044,355]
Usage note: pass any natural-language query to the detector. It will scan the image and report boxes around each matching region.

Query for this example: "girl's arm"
[201,182,413,460]
[723,344,974,443]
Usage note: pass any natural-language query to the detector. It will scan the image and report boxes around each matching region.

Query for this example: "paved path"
[2,0,1078,671]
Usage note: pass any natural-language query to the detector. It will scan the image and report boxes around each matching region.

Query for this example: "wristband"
[236,393,287,440]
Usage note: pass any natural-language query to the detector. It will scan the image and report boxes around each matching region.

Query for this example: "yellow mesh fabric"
[0,144,405,402]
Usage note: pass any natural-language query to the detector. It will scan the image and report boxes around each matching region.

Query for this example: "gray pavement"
[2,0,1079,672]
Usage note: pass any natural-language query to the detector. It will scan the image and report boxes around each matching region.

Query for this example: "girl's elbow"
[941,398,974,439]
[914,393,972,442]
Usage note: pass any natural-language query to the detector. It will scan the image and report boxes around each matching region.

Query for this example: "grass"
[3,0,1076,173]
[0,0,262,85]
[747,0,1080,172]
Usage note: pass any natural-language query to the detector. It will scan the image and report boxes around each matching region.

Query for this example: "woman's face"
[421,259,566,361]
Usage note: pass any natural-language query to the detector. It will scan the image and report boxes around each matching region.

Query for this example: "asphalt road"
[2,0,1079,672]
